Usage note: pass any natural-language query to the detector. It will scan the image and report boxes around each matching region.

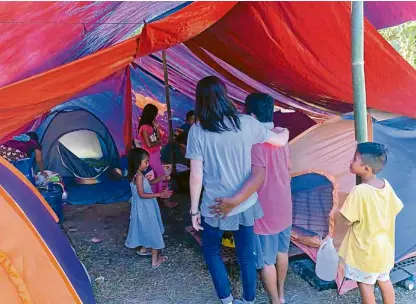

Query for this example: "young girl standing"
[138,104,177,208]
[125,148,172,268]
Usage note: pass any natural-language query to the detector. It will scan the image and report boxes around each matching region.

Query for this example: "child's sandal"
[152,256,168,269]
[137,248,152,256]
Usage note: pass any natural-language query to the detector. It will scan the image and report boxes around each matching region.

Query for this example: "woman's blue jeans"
[202,221,256,302]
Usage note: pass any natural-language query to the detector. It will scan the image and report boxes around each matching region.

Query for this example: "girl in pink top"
[138,104,176,208]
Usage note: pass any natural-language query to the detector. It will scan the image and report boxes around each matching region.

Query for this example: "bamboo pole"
[351,1,368,144]
[162,50,176,173]
[352,1,368,185]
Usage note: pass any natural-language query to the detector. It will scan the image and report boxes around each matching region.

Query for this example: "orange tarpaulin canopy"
[0,1,237,139]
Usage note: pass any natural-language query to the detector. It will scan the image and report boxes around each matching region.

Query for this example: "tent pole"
[351,1,368,185]
[162,50,176,174]
[351,1,368,144]
[124,66,133,153]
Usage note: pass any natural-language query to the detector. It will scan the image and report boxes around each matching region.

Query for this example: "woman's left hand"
[162,175,171,182]
[209,197,239,218]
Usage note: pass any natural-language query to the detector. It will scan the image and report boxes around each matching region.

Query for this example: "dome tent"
[289,113,416,294]
[38,107,120,181]
[0,157,95,303]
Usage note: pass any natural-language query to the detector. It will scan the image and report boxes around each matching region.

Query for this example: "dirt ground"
[62,194,416,304]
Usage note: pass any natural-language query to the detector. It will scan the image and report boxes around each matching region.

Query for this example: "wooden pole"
[351,1,368,144]
[162,50,176,173]
[351,1,368,185]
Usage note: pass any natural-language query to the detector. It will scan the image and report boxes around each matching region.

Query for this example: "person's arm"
[136,174,171,199]
[155,127,161,140]
[265,128,289,147]
[190,159,203,230]
[142,130,161,148]
[35,149,46,172]
[339,187,361,225]
[249,115,289,147]
[148,175,170,186]
[153,121,161,140]
[233,166,265,203]
[210,166,265,216]
[185,126,204,230]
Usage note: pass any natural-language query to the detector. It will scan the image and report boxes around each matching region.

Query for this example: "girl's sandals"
[152,256,168,269]
[137,248,152,256]
[158,198,178,208]
[163,200,178,208]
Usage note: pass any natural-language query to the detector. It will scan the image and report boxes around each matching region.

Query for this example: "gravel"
[62,195,416,304]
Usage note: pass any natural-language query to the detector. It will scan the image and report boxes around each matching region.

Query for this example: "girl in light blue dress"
[125,148,172,268]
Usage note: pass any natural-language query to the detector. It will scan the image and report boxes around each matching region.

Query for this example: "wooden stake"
[162,50,176,173]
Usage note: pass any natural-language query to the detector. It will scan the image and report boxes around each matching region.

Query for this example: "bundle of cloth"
[0,133,40,162]
[35,170,68,200]
[0,132,47,178]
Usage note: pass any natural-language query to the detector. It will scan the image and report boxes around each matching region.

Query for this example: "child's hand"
[210,197,239,218]
[162,175,171,182]
[159,189,173,199]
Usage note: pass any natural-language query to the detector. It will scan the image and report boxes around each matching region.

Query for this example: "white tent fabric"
[59,130,103,160]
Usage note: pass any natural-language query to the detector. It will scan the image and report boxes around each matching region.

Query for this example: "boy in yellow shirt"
[339,142,403,304]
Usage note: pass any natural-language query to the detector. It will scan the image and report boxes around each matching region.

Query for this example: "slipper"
[152,256,168,269]
[280,298,286,304]
[164,200,178,208]
[137,250,152,256]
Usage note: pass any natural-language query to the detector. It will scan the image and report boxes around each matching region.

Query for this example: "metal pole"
[162,50,176,173]
[351,1,368,144]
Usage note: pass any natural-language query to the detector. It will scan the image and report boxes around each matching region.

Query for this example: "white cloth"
[344,263,390,285]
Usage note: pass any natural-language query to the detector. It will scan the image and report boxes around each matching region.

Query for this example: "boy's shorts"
[254,226,292,270]
[344,263,390,285]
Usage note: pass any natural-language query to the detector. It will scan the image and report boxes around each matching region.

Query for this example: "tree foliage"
[379,21,416,68]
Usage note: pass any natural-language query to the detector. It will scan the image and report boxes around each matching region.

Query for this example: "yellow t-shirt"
[338,180,403,273]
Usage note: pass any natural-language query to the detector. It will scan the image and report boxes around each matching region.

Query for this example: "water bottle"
[315,237,339,281]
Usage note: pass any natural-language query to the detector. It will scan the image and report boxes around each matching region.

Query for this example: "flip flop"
[163,200,178,208]
[152,256,168,269]
[137,249,152,256]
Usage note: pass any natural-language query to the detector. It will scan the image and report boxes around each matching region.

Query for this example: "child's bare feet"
[152,256,168,269]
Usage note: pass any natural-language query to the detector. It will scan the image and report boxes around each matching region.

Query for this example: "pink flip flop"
[152,256,168,269]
